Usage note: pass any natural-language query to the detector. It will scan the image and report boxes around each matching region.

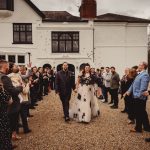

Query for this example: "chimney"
[79,0,97,19]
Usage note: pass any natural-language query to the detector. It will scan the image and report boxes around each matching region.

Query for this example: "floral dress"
[70,73,101,123]
[0,87,12,150]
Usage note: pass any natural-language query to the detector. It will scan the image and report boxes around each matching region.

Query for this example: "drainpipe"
[93,25,95,63]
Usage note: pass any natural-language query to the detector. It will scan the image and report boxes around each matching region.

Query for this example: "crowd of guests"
[0,59,150,150]
[93,62,150,142]
[0,60,55,150]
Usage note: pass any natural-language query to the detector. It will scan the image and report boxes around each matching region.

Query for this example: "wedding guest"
[0,60,22,149]
[110,67,120,109]
[102,67,112,103]
[127,62,150,133]
[120,68,130,112]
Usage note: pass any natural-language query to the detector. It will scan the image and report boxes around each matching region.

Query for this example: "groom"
[55,62,75,122]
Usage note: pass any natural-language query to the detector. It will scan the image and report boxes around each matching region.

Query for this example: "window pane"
[20,25,26,31]
[20,32,26,42]
[14,32,19,42]
[59,41,65,52]
[8,55,15,63]
[0,55,5,60]
[26,32,32,42]
[60,34,66,40]
[52,33,58,40]
[52,41,58,52]
[14,25,19,31]
[73,41,79,52]
[26,25,32,31]
[18,55,25,63]
[0,0,7,9]
[66,41,72,52]
[73,33,79,40]
[65,34,72,40]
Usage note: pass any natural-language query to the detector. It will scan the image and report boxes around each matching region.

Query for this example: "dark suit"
[1,73,23,134]
[55,70,75,118]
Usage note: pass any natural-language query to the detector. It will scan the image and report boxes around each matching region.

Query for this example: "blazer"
[128,71,150,100]
[55,70,75,95]
[110,72,120,89]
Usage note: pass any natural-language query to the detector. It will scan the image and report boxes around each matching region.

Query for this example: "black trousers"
[124,95,135,120]
[134,99,150,132]
[59,94,71,118]
[8,112,19,133]
[103,87,110,102]
[43,83,49,95]
[110,88,119,106]
[38,84,43,99]
[20,103,30,132]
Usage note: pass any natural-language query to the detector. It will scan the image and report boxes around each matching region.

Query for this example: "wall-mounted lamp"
[27,52,31,63]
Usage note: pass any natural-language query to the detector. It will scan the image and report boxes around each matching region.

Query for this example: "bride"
[70,63,102,123]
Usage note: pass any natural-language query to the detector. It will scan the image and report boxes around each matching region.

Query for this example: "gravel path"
[15,91,150,150]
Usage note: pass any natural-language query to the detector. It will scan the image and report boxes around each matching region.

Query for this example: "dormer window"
[0,0,14,11]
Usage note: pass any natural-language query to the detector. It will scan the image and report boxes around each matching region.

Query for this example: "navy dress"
[0,89,12,150]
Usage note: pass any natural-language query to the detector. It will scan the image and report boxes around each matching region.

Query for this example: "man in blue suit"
[127,61,150,133]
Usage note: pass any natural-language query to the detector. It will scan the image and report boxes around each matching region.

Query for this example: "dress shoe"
[24,129,32,134]
[65,117,70,122]
[28,114,34,118]
[128,120,135,125]
[144,128,150,132]
[110,105,118,109]
[145,138,150,142]
[108,101,113,104]
[30,106,35,109]
[121,110,127,113]
[130,128,142,133]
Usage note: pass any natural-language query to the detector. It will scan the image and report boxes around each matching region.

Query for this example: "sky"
[31,0,150,19]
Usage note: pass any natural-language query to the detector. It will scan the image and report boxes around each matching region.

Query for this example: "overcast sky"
[31,0,150,19]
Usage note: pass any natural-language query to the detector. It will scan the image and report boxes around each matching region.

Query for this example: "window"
[0,55,6,60]
[8,55,15,63]
[0,0,14,10]
[0,0,7,9]
[52,32,79,53]
[18,55,25,64]
[13,23,32,44]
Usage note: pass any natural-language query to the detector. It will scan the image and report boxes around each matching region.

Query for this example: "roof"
[42,11,88,22]
[95,13,150,23]
[24,0,45,18]
[24,1,150,23]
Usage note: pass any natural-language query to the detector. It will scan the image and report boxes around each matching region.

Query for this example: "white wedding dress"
[69,73,100,123]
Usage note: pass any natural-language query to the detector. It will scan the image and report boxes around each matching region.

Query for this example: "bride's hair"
[82,63,91,76]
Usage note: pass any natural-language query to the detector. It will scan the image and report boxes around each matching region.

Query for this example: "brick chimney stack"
[79,0,97,19]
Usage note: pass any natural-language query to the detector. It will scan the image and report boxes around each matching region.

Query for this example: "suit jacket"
[128,71,150,100]
[110,72,120,89]
[55,70,75,96]
[0,72,23,113]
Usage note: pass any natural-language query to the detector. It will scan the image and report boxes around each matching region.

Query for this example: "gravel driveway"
[15,91,150,150]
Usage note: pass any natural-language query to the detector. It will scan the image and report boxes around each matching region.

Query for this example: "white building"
[0,0,150,76]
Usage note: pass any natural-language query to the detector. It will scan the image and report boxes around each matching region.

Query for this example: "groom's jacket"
[55,70,75,95]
